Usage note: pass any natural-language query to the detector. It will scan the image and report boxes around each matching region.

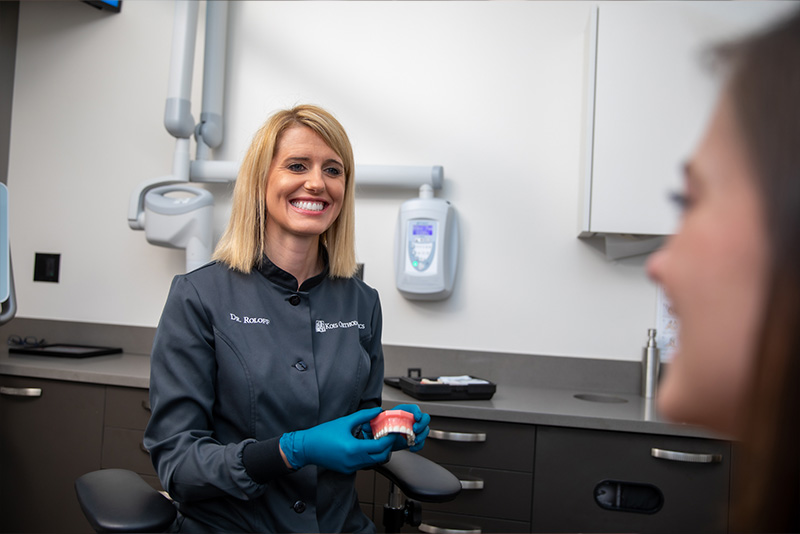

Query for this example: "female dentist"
[144,105,430,533]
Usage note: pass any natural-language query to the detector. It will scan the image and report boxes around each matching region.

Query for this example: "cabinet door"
[0,376,104,533]
[531,426,730,534]
[586,2,794,235]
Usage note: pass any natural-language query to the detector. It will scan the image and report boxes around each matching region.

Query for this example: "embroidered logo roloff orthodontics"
[315,319,365,333]
[230,313,270,325]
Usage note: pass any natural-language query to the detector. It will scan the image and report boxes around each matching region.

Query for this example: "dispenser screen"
[407,220,437,273]
[413,224,434,236]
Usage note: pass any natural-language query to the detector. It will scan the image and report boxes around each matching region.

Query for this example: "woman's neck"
[263,234,322,289]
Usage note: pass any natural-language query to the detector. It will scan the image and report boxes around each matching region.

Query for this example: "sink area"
[573,393,628,404]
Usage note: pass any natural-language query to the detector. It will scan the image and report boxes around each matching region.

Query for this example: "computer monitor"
[83,1,122,13]
[0,183,8,303]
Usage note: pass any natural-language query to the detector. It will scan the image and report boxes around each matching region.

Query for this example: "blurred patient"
[647,9,800,533]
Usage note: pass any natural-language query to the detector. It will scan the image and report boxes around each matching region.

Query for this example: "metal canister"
[642,328,660,398]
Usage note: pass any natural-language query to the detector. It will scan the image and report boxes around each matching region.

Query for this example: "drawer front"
[420,417,535,472]
[531,426,730,534]
[412,509,530,534]
[101,426,157,477]
[376,465,532,522]
[104,386,151,430]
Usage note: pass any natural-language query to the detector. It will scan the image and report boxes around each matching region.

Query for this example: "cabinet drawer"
[104,386,151,430]
[377,464,532,522]
[413,509,530,534]
[531,426,730,533]
[101,426,157,477]
[420,417,535,472]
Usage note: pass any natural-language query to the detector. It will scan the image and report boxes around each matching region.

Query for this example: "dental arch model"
[369,410,416,446]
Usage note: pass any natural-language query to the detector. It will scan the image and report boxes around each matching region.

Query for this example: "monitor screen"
[83,1,122,13]
[0,183,9,303]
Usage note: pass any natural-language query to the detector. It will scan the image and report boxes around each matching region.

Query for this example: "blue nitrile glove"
[280,407,395,473]
[391,404,431,452]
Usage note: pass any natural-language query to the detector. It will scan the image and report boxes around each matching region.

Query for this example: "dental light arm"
[164,0,197,140]
[196,0,228,156]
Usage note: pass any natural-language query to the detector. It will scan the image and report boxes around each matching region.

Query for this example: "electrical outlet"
[33,253,60,283]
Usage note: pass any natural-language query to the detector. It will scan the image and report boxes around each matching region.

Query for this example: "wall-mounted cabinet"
[580,2,795,244]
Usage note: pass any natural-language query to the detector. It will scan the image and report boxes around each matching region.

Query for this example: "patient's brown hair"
[716,10,800,532]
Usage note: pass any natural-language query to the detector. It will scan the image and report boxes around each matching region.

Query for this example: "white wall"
[8,1,657,361]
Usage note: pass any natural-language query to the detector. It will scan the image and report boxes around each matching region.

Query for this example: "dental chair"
[75,449,461,533]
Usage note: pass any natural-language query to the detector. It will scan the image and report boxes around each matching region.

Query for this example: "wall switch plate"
[34,253,60,282]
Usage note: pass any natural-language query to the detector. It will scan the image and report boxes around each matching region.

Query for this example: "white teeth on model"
[291,200,325,211]
[374,426,415,445]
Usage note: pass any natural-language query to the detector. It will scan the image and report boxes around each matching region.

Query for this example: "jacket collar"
[257,246,330,292]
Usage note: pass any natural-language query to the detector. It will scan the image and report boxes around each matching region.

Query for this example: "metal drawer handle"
[428,429,486,442]
[140,443,150,455]
[651,448,722,464]
[459,478,484,490]
[0,386,42,397]
[419,523,481,534]
[141,400,151,412]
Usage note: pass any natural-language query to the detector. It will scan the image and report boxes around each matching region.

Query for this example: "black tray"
[398,376,496,401]
[9,344,123,358]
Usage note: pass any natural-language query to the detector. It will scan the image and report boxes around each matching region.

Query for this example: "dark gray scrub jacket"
[144,253,384,533]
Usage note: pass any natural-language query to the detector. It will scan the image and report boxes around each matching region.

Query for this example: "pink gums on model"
[369,410,415,446]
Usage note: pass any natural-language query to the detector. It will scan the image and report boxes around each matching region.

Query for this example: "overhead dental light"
[128,0,235,272]
[144,185,214,273]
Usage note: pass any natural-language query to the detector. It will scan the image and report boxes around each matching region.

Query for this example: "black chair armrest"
[75,469,176,533]
[374,450,462,503]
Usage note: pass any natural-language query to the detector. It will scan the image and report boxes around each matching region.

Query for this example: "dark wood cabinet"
[531,425,731,533]
[0,376,104,533]
[0,374,733,534]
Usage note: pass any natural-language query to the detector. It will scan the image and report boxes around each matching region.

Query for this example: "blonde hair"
[213,105,357,277]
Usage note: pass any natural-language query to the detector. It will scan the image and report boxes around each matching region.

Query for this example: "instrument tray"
[398,376,496,401]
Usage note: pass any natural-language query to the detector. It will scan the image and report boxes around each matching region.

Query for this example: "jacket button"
[293,361,308,372]
[288,295,301,306]
[292,500,306,513]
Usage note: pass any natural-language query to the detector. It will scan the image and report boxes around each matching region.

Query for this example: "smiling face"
[646,92,771,437]
[264,125,346,244]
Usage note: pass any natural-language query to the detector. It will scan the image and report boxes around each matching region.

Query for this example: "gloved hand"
[390,404,431,452]
[280,407,394,473]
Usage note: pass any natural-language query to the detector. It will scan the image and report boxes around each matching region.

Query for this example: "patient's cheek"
[370,410,416,446]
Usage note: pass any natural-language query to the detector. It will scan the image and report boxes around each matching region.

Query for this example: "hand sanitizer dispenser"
[394,185,458,300]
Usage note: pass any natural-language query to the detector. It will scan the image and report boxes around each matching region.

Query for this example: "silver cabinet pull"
[419,523,481,534]
[428,429,486,442]
[141,400,151,412]
[651,447,722,464]
[140,443,150,455]
[459,478,484,490]
[0,386,42,397]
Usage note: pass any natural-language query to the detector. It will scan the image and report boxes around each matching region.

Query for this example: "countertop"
[0,349,721,440]
[0,350,150,389]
